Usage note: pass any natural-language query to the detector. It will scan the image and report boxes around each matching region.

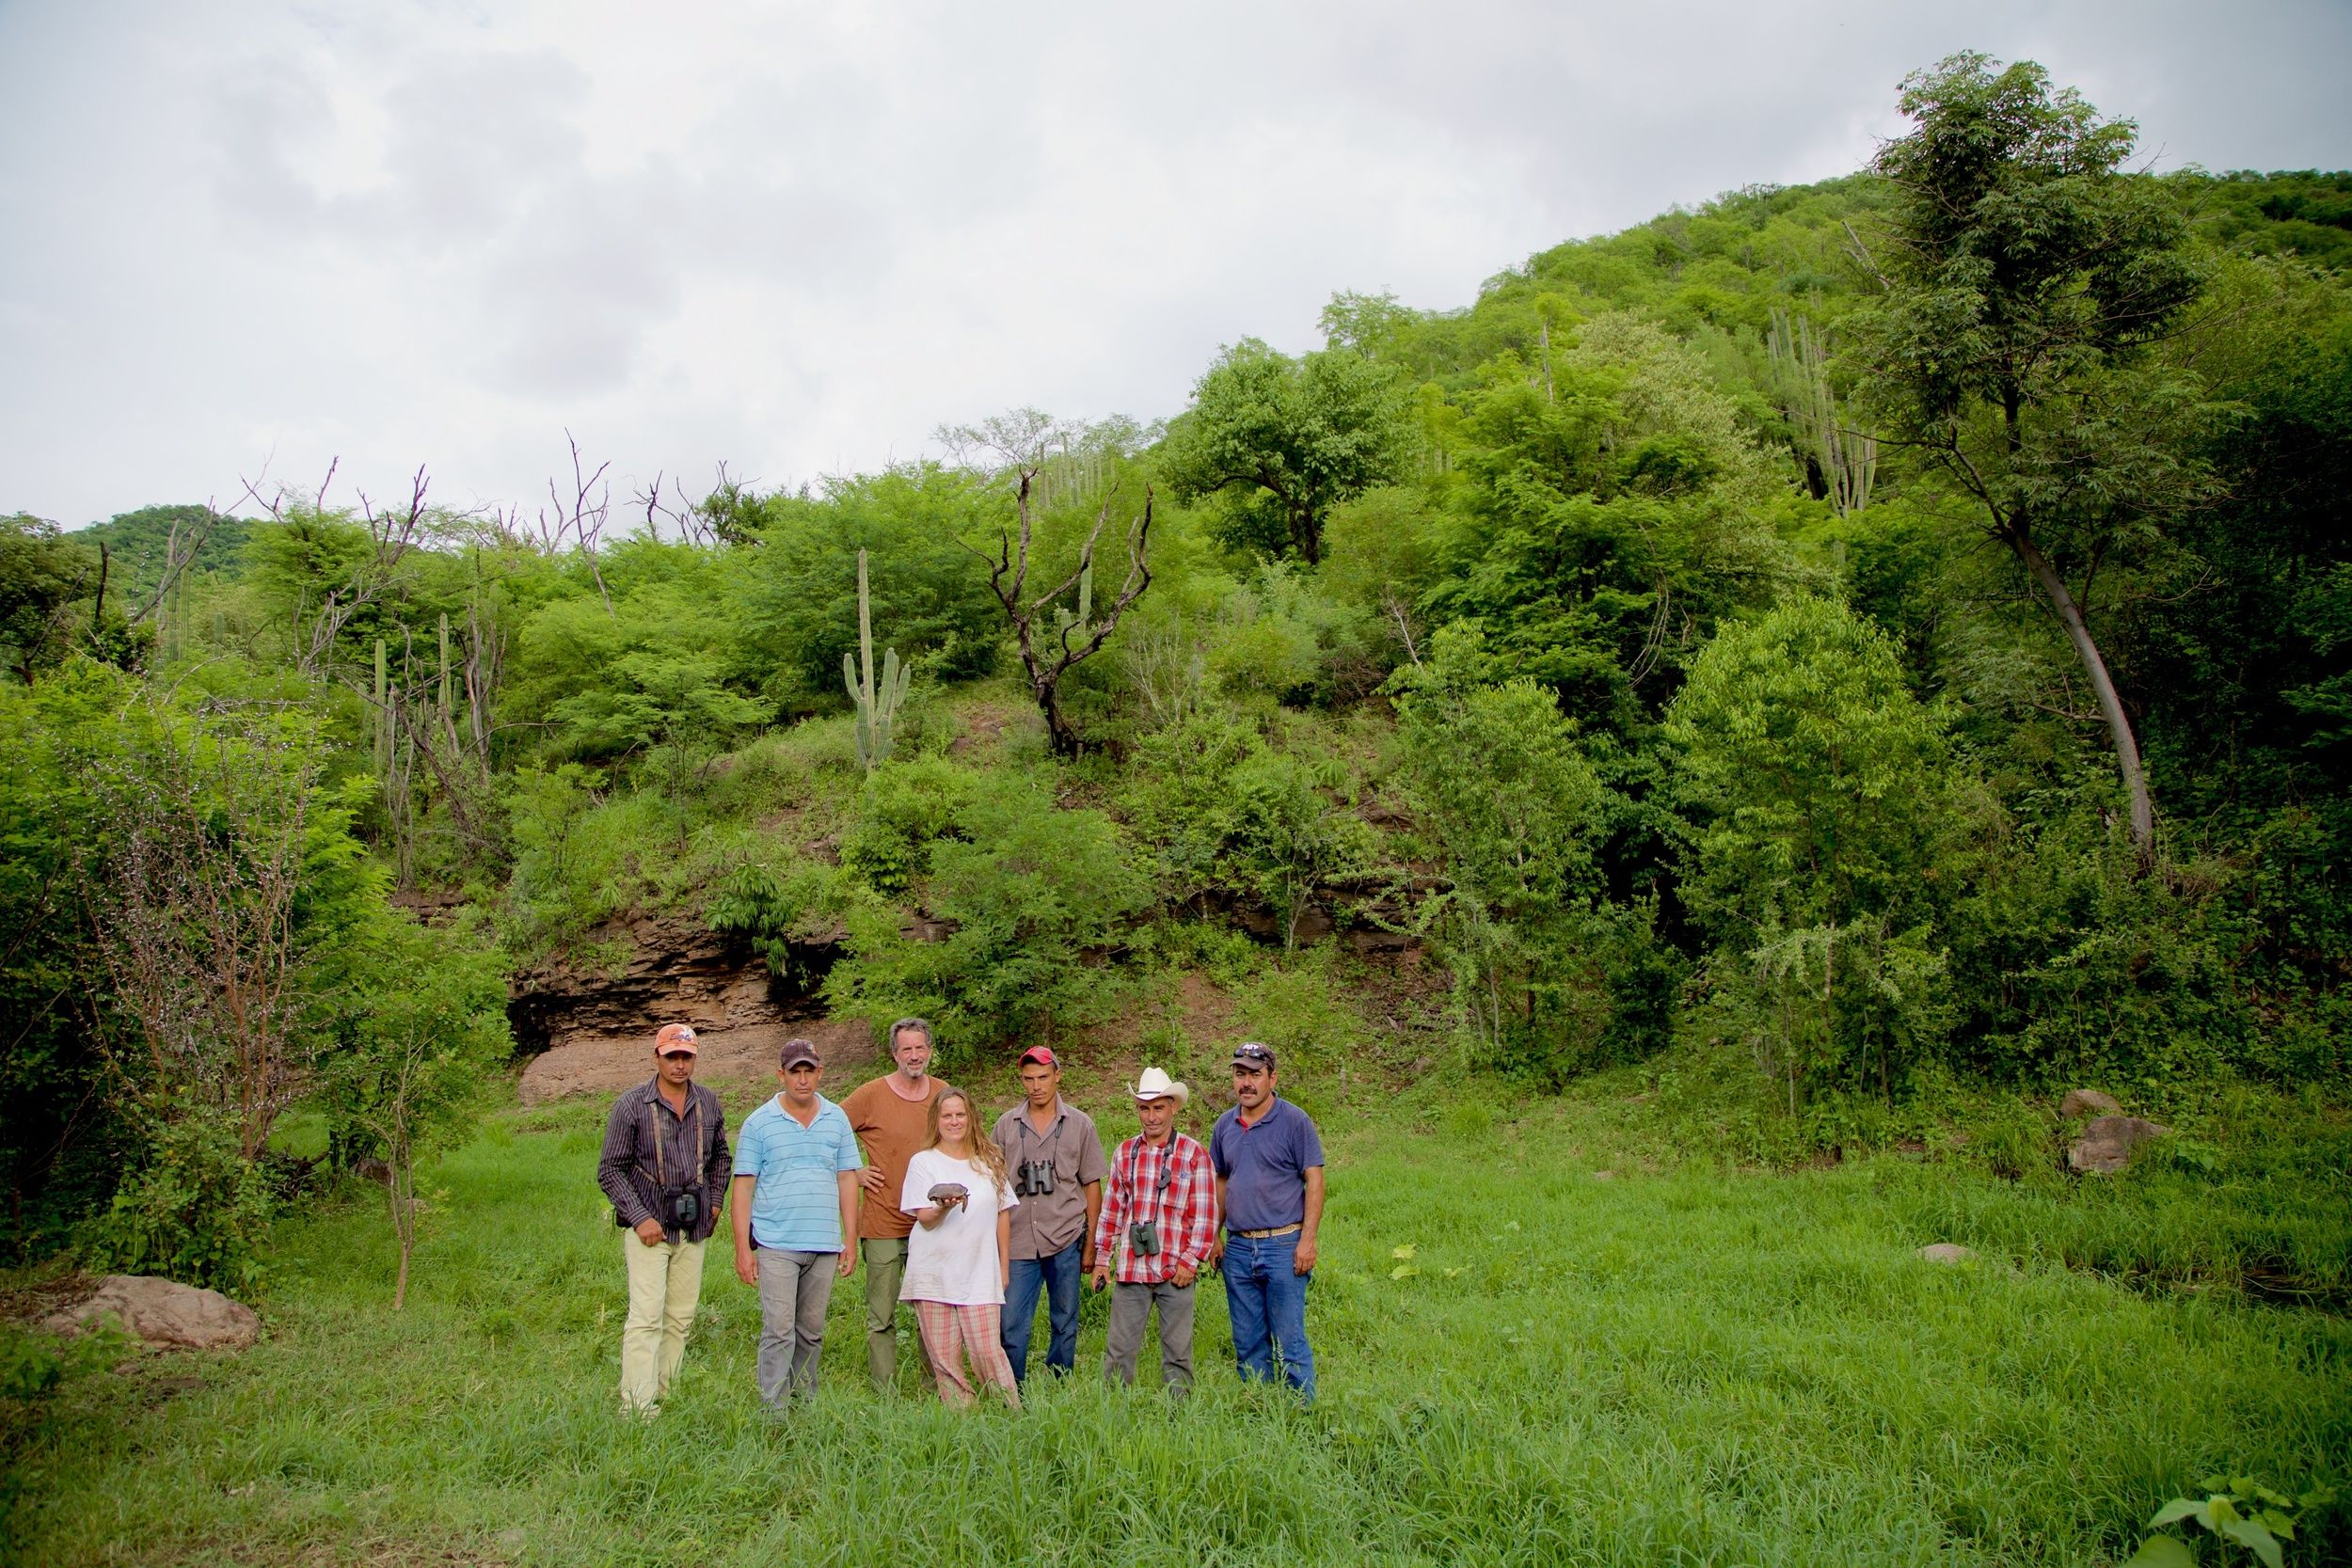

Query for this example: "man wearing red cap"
[989,1045,1104,1385]
[596,1022,729,1415]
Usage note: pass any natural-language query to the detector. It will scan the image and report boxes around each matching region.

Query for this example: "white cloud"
[3,0,2345,525]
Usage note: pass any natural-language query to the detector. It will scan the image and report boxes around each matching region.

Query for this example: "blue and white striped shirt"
[734,1094,863,1252]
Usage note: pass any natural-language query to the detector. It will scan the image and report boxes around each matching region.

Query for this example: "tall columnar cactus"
[1052,562,1096,645]
[372,638,388,770]
[843,547,913,772]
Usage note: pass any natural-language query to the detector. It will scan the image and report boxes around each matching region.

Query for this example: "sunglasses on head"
[1233,1044,1274,1064]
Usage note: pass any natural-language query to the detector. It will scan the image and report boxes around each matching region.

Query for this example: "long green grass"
[8,1078,2347,1567]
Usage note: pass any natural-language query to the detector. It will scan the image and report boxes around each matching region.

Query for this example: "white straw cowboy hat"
[1128,1067,1189,1105]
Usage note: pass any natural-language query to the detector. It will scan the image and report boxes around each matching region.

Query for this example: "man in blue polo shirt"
[1209,1040,1325,1400]
[730,1038,863,1407]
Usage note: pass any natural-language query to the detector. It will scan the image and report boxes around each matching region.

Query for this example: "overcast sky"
[4,1,2346,529]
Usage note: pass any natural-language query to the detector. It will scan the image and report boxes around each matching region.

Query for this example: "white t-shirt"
[898,1148,1019,1307]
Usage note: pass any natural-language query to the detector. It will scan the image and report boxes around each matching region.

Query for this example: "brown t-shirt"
[842,1074,950,1241]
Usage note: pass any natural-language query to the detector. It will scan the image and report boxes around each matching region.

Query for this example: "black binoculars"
[1129,1219,1161,1257]
[1014,1159,1057,1197]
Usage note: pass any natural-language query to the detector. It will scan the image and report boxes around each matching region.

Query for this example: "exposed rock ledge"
[519,1018,882,1104]
[508,909,877,1103]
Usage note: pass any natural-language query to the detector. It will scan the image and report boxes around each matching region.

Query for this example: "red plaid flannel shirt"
[1091,1131,1216,1285]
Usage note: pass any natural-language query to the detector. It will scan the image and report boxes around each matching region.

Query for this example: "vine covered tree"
[1855,52,2215,863]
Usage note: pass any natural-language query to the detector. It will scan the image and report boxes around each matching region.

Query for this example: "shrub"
[707,855,857,992]
[1392,626,1625,1085]
[824,776,1146,1053]
[82,1105,273,1292]
[1208,564,1386,708]
[1943,810,2253,1088]
[837,757,978,896]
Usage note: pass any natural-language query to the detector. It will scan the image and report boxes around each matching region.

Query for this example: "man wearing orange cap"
[597,1022,730,1415]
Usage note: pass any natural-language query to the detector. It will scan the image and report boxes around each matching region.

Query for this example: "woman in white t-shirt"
[898,1087,1023,1408]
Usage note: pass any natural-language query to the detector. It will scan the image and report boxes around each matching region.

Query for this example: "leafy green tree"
[1161,339,1412,563]
[0,516,98,684]
[503,559,768,839]
[0,662,147,1257]
[1667,597,1957,1106]
[1416,318,1804,726]
[316,911,510,1308]
[1392,626,1622,1083]
[733,466,1002,700]
[76,698,376,1163]
[1855,52,2216,863]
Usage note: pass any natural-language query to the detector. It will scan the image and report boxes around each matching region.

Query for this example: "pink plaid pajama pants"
[913,1300,1022,1409]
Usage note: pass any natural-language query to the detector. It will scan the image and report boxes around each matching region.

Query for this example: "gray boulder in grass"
[2067,1116,2171,1175]
[44,1275,260,1352]
[2059,1088,2122,1118]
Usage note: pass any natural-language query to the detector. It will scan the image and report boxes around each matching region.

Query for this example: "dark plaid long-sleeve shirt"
[1091,1131,1216,1284]
[597,1078,729,1243]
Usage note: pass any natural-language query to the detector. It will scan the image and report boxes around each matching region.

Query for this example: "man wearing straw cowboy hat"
[1089,1067,1217,1396]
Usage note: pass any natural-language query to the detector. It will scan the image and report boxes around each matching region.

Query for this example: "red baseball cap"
[1017,1046,1057,1068]
[655,1023,699,1055]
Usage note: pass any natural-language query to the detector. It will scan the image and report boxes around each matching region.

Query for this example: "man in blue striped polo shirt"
[730,1038,863,1407]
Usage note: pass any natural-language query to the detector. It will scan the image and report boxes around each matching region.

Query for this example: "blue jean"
[1222,1229,1313,1399]
[1001,1236,1083,1384]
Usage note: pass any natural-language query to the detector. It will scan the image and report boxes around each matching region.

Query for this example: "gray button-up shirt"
[991,1098,1107,1259]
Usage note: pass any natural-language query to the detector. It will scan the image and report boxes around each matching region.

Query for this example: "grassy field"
[6,1068,2348,1568]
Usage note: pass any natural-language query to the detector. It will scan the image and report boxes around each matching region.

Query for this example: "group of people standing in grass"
[595,1017,1324,1416]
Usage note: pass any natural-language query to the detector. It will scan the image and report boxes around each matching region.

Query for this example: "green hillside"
[3,54,2347,1568]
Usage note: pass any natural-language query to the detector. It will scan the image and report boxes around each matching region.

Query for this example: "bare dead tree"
[1119,615,1210,731]
[125,505,228,629]
[239,458,431,680]
[1381,587,1423,670]
[975,466,1153,758]
[630,468,718,546]
[84,716,326,1160]
[541,432,615,614]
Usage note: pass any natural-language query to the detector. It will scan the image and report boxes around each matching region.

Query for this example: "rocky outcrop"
[508,911,834,1053]
[2067,1115,2171,1174]
[45,1275,259,1351]
[507,909,871,1103]
[519,1017,881,1104]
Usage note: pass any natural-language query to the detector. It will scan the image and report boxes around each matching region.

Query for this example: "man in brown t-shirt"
[840,1016,951,1392]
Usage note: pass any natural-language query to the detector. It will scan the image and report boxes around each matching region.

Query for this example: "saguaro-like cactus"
[842,547,913,771]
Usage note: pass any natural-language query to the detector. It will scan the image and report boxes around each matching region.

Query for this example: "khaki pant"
[860,1236,914,1391]
[621,1230,707,1412]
